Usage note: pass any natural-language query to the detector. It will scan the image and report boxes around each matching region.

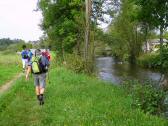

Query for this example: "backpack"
[42,51,51,61]
[31,56,48,74]
[22,50,28,59]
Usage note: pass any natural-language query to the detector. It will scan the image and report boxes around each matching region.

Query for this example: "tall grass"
[0,52,21,65]
[0,68,167,125]
[0,52,21,86]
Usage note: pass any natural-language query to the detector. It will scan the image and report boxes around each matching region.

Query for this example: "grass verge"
[0,68,167,126]
[0,52,21,86]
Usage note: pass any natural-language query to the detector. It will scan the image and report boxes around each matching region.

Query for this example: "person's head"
[35,49,41,56]
[22,45,26,50]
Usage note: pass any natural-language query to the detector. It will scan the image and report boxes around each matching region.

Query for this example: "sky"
[0,0,43,41]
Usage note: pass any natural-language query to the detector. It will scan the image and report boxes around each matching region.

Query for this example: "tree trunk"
[76,34,81,55]
[145,24,148,53]
[160,25,164,73]
[160,26,164,55]
[84,0,90,61]
[129,49,136,64]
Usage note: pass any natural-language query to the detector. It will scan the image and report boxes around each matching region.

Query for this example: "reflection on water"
[95,57,166,84]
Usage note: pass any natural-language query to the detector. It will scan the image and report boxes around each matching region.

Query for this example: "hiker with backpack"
[26,49,50,105]
[21,45,29,72]
[28,49,33,62]
[42,49,51,83]
[42,49,51,61]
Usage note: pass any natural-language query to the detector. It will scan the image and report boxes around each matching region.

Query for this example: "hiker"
[26,49,50,105]
[28,49,33,62]
[21,45,29,72]
[42,49,51,61]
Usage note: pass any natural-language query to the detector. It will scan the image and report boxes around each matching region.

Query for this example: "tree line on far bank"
[0,38,27,52]
[0,39,35,54]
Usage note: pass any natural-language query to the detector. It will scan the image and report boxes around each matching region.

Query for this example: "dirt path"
[0,73,24,95]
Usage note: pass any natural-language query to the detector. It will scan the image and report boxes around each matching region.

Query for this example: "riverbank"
[0,67,167,125]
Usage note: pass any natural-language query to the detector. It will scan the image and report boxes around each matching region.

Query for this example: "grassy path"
[0,68,167,126]
[0,73,23,95]
[0,65,21,86]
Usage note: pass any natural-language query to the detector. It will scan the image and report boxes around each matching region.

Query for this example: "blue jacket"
[21,50,28,59]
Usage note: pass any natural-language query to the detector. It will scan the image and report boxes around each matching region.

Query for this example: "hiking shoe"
[37,95,40,101]
[39,96,44,105]
[40,100,44,105]
[39,99,44,105]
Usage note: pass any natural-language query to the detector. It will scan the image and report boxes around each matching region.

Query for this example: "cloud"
[0,0,43,41]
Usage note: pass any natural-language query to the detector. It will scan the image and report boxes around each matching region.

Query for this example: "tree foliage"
[0,38,26,51]
[107,0,168,64]
[109,0,144,62]
[38,0,85,56]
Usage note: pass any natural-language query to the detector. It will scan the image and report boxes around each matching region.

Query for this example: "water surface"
[95,57,166,85]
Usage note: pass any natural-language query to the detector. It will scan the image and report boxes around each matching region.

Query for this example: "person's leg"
[40,88,45,94]
[22,59,25,70]
[39,73,47,105]
[34,75,40,102]
[25,59,28,72]
[36,86,40,95]
[36,86,40,101]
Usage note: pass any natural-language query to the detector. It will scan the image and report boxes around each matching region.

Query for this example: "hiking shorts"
[33,73,47,88]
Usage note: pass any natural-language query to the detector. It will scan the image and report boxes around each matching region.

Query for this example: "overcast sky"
[0,0,43,41]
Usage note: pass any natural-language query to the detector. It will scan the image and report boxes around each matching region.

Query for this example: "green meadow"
[0,67,167,126]
[0,52,21,86]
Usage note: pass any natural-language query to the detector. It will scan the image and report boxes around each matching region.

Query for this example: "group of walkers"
[21,45,51,105]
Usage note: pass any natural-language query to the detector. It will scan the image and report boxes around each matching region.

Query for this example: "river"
[95,57,167,85]
[96,57,168,117]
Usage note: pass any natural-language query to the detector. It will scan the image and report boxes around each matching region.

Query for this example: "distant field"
[0,52,21,65]
[0,52,21,86]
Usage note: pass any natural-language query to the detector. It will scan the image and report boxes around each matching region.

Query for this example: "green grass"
[0,52,21,86]
[0,67,167,126]
[0,65,20,86]
[0,52,21,65]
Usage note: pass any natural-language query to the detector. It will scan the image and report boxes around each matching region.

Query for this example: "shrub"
[137,53,161,69]
[138,44,168,70]
[63,54,92,74]
[122,80,166,115]
[161,45,168,69]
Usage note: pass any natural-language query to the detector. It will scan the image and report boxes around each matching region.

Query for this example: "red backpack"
[42,51,51,61]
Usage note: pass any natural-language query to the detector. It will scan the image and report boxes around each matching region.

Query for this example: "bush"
[161,45,168,69]
[63,54,92,74]
[138,44,168,70]
[122,80,166,115]
[137,53,161,69]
